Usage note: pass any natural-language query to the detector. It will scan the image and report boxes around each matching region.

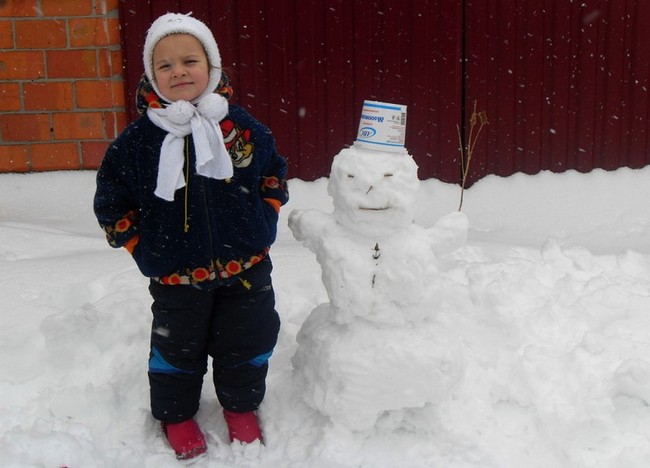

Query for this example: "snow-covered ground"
[2,165,650,467]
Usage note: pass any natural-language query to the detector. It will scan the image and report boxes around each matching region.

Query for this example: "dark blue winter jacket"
[94,104,289,288]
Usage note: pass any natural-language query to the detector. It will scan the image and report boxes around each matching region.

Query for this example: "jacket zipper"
[201,175,215,262]
[183,136,190,233]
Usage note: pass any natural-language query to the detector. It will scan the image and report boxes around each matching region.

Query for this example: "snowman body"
[289,145,466,431]
[291,211,439,325]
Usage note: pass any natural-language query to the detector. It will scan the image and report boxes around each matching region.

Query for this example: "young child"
[94,12,289,460]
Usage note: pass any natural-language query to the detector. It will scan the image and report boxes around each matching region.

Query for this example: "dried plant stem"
[458,101,488,211]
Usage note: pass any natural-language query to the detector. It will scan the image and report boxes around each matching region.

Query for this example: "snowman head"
[327,146,420,233]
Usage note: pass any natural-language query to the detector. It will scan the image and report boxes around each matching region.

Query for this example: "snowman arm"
[288,209,330,241]
[427,211,469,256]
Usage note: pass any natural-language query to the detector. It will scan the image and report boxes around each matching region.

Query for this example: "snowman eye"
[347,174,355,178]
[384,173,393,177]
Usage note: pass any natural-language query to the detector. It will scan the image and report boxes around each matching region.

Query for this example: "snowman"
[289,134,468,431]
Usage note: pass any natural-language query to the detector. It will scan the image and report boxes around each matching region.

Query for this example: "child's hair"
[143,12,223,103]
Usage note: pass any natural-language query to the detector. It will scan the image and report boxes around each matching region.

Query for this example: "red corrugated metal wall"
[465,0,650,180]
[118,0,650,186]
[118,0,464,182]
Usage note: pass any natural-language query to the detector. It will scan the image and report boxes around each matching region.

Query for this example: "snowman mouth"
[359,206,389,211]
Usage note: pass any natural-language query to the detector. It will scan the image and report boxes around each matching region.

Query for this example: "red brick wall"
[0,0,126,172]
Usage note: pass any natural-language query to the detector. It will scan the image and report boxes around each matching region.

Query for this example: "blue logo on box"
[359,127,377,138]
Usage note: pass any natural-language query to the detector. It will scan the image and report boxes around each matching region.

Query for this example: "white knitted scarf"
[147,93,232,201]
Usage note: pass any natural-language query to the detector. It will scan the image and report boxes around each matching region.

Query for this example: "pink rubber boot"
[223,410,264,444]
[162,419,207,460]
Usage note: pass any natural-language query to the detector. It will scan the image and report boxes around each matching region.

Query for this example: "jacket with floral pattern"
[94,77,289,288]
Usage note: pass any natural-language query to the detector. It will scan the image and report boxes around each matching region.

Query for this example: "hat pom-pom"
[166,100,195,125]
[197,93,228,122]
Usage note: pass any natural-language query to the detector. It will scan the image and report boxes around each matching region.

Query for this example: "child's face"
[152,33,210,102]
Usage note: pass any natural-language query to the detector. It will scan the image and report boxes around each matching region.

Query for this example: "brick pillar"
[0,0,126,172]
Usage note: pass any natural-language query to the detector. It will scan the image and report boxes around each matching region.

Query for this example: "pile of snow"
[2,165,650,467]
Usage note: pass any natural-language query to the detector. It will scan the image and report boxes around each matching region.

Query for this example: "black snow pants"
[147,257,280,423]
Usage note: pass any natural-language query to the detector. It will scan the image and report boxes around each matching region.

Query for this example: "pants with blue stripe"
[147,258,280,423]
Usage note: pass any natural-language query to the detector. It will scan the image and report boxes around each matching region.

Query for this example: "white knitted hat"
[143,12,222,103]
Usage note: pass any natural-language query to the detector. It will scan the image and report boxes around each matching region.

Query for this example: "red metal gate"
[118,0,463,182]
[118,0,650,186]
[464,0,650,180]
